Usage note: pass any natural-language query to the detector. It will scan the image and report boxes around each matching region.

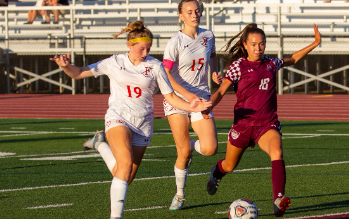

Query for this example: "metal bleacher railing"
[1,0,349,94]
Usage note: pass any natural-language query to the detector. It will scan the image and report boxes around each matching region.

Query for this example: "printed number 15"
[191,58,204,71]
[127,85,142,98]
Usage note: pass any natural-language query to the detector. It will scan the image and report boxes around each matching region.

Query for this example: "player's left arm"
[282,24,321,67]
[210,52,223,84]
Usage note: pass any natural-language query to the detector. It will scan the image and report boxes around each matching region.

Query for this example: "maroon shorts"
[228,120,281,148]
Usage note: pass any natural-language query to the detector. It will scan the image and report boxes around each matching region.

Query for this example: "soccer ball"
[228,198,258,219]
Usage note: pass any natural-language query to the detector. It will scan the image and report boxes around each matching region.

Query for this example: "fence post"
[316,57,321,94]
[71,52,76,95]
[83,37,88,94]
[304,58,308,94]
[277,6,283,95]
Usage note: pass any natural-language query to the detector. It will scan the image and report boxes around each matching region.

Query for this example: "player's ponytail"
[113,20,153,44]
[223,23,266,65]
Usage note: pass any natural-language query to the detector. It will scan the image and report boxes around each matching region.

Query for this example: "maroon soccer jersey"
[225,56,284,126]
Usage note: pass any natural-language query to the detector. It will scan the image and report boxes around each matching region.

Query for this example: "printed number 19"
[127,85,142,98]
[191,58,204,71]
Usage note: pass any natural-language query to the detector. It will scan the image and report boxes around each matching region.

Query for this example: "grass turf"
[1,119,349,218]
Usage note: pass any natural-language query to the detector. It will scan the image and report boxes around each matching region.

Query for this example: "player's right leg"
[167,113,191,210]
[105,125,133,219]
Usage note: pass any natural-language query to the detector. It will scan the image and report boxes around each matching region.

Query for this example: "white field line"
[124,206,167,211]
[284,212,349,219]
[26,203,73,209]
[1,160,349,193]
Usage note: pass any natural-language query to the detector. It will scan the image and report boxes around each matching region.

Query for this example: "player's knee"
[112,160,132,178]
[269,147,283,160]
[198,141,217,156]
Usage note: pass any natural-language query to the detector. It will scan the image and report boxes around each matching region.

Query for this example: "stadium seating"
[1,0,349,55]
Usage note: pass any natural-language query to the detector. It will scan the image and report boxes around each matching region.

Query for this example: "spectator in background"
[0,0,8,6]
[50,0,69,24]
[24,0,51,24]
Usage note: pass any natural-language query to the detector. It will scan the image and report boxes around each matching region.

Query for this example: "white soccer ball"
[228,198,258,219]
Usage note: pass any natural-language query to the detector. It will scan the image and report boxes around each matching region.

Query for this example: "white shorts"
[35,0,44,6]
[105,118,151,147]
[163,97,213,122]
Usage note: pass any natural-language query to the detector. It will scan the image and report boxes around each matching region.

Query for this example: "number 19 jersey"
[88,53,173,137]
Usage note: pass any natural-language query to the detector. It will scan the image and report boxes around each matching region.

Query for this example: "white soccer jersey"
[89,53,173,137]
[163,28,216,100]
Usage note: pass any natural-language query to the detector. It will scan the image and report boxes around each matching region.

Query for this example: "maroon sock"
[271,160,286,202]
[213,159,226,179]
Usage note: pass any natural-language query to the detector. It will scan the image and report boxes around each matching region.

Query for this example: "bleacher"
[1,0,349,55]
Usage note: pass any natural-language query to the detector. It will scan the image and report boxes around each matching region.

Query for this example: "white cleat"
[169,194,185,210]
[83,130,105,151]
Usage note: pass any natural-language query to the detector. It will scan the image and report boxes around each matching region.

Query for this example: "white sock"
[110,177,128,218]
[190,140,203,155]
[174,165,187,197]
[96,142,116,172]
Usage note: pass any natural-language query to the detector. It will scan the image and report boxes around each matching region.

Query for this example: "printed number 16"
[127,85,142,98]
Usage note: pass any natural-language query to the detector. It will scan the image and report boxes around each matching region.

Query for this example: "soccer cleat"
[206,165,221,195]
[273,196,290,217]
[83,130,105,151]
[169,194,185,210]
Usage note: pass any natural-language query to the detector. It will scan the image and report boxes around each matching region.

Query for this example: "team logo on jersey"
[230,129,240,140]
[142,66,152,77]
[266,64,273,71]
[201,37,208,46]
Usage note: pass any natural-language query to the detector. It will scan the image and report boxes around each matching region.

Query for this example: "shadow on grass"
[257,191,349,217]
[180,201,231,210]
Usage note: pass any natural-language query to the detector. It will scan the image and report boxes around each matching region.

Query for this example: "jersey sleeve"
[225,59,242,84]
[264,55,284,71]
[156,63,174,95]
[162,37,178,70]
[88,55,114,78]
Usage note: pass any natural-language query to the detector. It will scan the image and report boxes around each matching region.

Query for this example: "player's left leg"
[190,113,217,156]
[258,129,290,217]
[207,141,246,195]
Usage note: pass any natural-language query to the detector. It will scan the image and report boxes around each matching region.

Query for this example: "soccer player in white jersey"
[162,0,223,210]
[50,20,211,219]
[205,23,321,217]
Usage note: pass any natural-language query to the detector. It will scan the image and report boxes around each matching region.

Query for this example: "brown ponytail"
[113,20,153,43]
[223,23,266,65]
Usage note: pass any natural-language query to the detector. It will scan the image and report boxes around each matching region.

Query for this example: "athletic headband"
[129,37,152,43]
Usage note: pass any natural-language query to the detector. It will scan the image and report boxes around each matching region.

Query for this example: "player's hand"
[212,72,223,84]
[313,24,321,46]
[201,106,212,119]
[189,99,212,112]
[50,53,71,67]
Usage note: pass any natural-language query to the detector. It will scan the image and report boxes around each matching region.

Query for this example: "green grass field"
[1,118,349,219]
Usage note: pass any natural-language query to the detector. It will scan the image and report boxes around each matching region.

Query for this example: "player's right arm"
[164,67,199,102]
[50,53,93,79]
[210,78,232,109]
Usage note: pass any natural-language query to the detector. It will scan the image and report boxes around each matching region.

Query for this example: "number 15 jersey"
[163,28,216,100]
